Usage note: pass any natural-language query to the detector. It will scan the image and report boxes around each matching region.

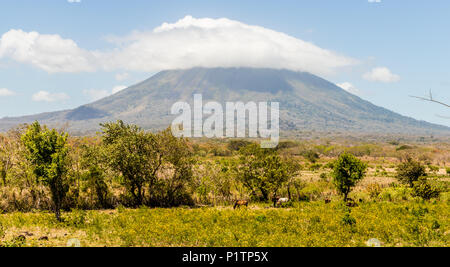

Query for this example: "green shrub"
[389,140,400,146]
[21,122,70,221]
[412,178,441,200]
[332,153,367,201]
[304,150,320,163]
[380,186,412,202]
[64,209,87,228]
[299,181,330,201]
[341,213,356,226]
[228,140,253,151]
[277,141,297,150]
[366,183,382,199]
[396,145,413,151]
[396,157,427,187]
[236,144,300,201]
[309,163,322,171]
[211,147,232,157]
[324,162,334,169]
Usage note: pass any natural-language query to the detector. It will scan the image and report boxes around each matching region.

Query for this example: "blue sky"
[0,0,449,126]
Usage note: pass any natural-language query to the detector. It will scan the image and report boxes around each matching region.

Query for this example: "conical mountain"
[0,67,448,135]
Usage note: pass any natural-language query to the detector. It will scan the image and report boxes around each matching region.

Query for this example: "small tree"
[284,157,302,201]
[21,122,69,221]
[332,153,367,201]
[236,144,298,201]
[396,157,427,187]
[80,143,110,209]
[100,120,159,207]
[101,122,193,207]
[149,128,194,207]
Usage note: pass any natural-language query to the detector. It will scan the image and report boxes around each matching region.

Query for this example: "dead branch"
[410,90,450,108]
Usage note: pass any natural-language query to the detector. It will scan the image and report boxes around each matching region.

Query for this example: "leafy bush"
[101,121,154,206]
[227,140,253,151]
[236,144,300,201]
[101,122,194,207]
[332,153,367,201]
[21,122,70,221]
[299,181,331,201]
[366,183,382,199]
[341,212,356,226]
[396,157,427,187]
[380,186,412,202]
[211,147,232,157]
[396,145,414,151]
[304,150,320,163]
[412,178,441,200]
[388,140,400,146]
[324,162,335,169]
[277,141,298,150]
[64,209,87,228]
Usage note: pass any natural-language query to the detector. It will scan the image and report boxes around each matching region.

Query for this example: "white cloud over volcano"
[0,16,358,76]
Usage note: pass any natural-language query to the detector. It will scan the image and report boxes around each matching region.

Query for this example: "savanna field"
[0,202,448,247]
[0,121,449,247]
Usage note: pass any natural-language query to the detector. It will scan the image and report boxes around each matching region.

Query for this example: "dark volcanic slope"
[0,67,448,135]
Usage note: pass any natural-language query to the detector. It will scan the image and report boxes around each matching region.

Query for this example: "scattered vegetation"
[396,157,427,187]
[0,201,447,247]
[412,178,441,200]
[0,120,449,247]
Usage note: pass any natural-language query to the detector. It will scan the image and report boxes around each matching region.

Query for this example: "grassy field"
[0,201,448,247]
[1,123,449,247]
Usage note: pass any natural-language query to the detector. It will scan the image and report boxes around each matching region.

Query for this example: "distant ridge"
[0,67,448,135]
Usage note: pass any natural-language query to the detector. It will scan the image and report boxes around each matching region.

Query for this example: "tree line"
[0,121,442,221]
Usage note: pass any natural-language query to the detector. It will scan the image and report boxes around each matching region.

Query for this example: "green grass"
[0,201,448,247]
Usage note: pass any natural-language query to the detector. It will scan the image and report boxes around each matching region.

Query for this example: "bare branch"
[410,90,450,108]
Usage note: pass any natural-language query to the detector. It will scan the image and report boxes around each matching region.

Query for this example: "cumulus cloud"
[0,30,95,73]
[83,85,128,101]
[68,0,81,3]
[368,0,381,3]
[363,67,400,83]
[0,16,358,76]
[32,91,69,102]
[0,88,15,96]
[337,82,359,95]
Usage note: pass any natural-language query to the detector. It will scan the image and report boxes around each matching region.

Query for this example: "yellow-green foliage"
[366,183,382,199]
[0,201,448,247]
